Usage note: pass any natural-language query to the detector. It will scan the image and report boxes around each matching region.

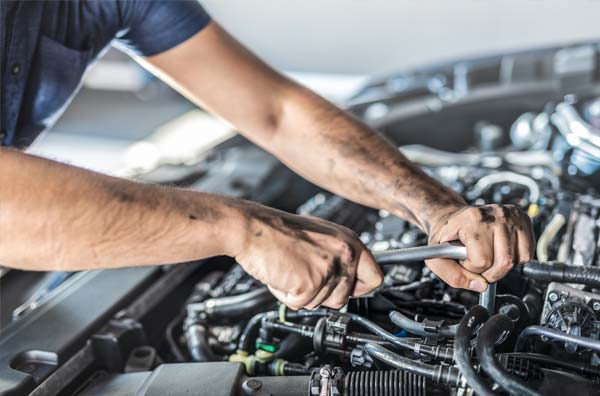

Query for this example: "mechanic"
[0,1,534,311]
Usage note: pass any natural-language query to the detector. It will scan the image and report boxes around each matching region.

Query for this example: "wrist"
[388,197,465,234]
[425,202,466,233]
[218,199,253,258]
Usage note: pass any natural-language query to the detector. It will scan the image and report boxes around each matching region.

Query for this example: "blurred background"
[30,0,600,174]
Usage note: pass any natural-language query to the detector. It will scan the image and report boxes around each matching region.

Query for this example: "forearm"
[269,85,465,232]
[0,149,245,271]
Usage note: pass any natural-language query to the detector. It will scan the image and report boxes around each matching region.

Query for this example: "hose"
[468,171,540,203]
[477,314,541,396]
[345,312,455,362]
[521,262,600,288]
[536,213,566,262]
[453,305,495,396]
[238,308,329,351]
[364,343,461,386]
[390,311,458,338]
[186,287,275,319]
[185,324,218,362]
[516,325,600,353]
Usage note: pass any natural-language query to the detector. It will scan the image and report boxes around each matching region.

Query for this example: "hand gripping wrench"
[373,243,496,313]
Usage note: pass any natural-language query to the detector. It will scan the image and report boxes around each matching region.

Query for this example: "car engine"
[3,44,600,396]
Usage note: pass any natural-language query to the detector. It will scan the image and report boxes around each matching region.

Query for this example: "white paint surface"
[202,0,600,75]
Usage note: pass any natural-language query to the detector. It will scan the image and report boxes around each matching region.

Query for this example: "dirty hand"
[427,204,535,292]
[232,202,383,310]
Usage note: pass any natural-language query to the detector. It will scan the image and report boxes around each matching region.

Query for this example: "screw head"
[548,292,559,302]
[242,379,263,393]
[593,302,600,311]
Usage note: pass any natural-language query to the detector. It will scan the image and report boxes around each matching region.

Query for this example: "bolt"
[593,302,600,312]
[242,379,263,394]
[548,292,559,303]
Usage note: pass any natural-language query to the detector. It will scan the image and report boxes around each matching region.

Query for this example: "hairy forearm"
[270,85,465,232]
[142,23,463,232]
[0,149,245,271]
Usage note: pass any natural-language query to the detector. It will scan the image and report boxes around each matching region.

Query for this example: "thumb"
[352,249,384,297]
[425,258,488,292]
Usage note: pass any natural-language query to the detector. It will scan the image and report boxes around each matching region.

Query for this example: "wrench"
[372,243,496,313]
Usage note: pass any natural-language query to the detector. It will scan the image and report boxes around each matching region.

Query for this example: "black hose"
[187,287,275,320]
[390,311,458,338]
[454,305,495,396]
[185,324,218,362]
[345,312,454,361]
[516,325,600,353]
[477,314,541,396]
[364,343,461,386]
[237,309,329,351]
[165,311,186,362]
[522,261,600,287]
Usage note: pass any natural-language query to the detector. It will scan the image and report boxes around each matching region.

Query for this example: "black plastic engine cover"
[78,363,310,396]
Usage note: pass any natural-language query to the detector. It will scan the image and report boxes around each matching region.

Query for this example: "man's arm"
[141,22,534,291]
[0,148,382,309]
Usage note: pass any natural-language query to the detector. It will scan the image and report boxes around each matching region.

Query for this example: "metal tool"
[373,242,496,313]
[373,242,467,265]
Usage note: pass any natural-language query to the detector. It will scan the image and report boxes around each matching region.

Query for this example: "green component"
[255,341,278,353]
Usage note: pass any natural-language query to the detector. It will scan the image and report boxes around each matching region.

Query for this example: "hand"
[427,204,535,292]
[232,202,383,310]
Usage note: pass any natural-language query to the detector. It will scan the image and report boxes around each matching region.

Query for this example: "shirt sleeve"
[114,0,211,57]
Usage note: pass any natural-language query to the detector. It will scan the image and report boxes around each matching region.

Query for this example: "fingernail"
[468,279,488,292]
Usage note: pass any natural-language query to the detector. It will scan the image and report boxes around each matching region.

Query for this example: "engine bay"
[4,44,600,396]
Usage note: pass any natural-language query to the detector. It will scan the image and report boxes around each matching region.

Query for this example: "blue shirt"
[0,0,211,148]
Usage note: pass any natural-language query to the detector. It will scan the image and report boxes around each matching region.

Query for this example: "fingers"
[517,220,535,264]
[304,281,336,310]
[352,248,383,297]
[322,278,353,309]
[482,226,517,282]
[426,258,488,292]
[460,230,494,274]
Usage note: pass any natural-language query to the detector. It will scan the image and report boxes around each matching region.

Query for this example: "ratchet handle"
[374,242,467,265]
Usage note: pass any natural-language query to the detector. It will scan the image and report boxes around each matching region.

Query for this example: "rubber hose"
[186,287,275,321]
[364,343,461,386]
[477,315,541,396]
[536,213,566,262]
[185,324,218,362]
[522,262,600,288]
[390,311,458,338]
[454,305,495,396]
[516,325,600,353]
[238,309,328,351]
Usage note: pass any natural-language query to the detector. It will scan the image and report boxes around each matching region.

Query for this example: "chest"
[1,1,113,147]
